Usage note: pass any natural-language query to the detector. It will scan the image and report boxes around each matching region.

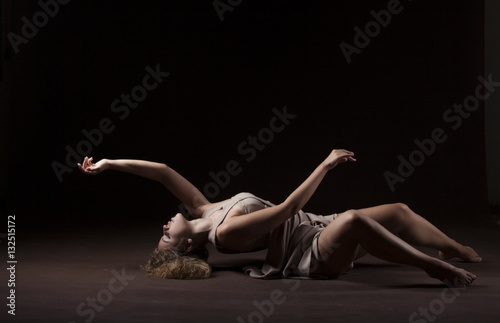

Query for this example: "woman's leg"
[355,203,482,262]
[317,210,476,286]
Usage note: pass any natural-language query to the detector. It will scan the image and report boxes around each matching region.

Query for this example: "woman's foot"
[439,245,482,263]
[425,259,476,287]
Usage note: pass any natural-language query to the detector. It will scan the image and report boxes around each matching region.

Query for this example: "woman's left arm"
[217,149,355,251]
[78,157,211,217]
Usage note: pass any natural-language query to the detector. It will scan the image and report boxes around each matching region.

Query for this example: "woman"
[78,149,481,286]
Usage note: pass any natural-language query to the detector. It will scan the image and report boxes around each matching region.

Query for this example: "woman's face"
[157,213,190,251]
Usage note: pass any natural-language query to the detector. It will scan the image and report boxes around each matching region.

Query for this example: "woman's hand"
[322,149,356,170]
[77,156,109,175]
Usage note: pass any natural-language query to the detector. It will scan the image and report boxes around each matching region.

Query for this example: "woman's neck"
[189,217,214,247]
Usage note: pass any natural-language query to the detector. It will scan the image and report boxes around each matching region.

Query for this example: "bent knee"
[392,203,413,218]
[394,202,410,212]
[340,210,369,227]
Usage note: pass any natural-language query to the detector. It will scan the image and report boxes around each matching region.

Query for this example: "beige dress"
[202,192,337,279]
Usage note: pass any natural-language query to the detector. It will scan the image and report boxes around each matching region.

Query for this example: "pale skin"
[78,149,481,286]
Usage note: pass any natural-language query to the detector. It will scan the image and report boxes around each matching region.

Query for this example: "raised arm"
[283,149,355,214]
[217,149,355,251]
[78,157,210,217]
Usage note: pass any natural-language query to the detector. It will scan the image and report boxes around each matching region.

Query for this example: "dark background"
[3,0,488,235]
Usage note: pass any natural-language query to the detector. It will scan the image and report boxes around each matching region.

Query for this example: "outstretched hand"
[323,149,356,170]
[78,156,108,175]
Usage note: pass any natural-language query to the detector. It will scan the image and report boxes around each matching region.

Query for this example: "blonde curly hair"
[142,244,211,279]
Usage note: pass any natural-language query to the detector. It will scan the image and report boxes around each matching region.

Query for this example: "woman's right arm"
[217,149,355,251]
[78,157,210,217]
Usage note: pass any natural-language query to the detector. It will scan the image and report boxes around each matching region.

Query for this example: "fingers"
[332,149,354,156]
[332,149,355,158]
[340,150,355,160]
[83,156,89,169]
[340,149,355,157]
[339,157,350,164]
[85,156,92,168]
[326,149,356,168]
[334,148,353,153]
[77,156,88,173]
[77,156,96,174]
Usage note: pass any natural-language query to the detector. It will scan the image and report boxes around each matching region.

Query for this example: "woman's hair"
[141,243,211,279]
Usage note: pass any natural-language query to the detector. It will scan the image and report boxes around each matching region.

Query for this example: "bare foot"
[425,259,476,287]
[439,245,482,263]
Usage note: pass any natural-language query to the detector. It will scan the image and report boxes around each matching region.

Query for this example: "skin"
[78,149,481,286]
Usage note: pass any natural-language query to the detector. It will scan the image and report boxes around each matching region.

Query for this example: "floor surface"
[2,220,499,323]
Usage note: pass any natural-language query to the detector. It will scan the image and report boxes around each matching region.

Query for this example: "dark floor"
[2,220,500,323]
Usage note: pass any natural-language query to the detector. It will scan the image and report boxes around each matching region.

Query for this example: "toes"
[465,246,482,262]
[461,272,476,286]
[457,277,471,287]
